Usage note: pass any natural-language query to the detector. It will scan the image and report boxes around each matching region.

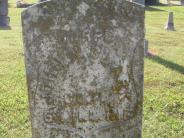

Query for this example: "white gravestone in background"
[22,0,145,137]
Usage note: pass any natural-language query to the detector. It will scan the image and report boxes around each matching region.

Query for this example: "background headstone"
[22,0,145,137]
[130,0,145,5]
[181,0,184,5]
[165,11,175,31]
[38,0,47,3]
[0,0,10,29]
[16,0,33,8]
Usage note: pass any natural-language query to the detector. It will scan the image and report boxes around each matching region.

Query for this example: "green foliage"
[0,1,184,137]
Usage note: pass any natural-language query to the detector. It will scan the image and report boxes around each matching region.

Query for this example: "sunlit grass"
[144,5,184,138]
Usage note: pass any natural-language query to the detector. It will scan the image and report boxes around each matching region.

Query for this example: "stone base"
[0,25,11,30]
[165,23,175,31]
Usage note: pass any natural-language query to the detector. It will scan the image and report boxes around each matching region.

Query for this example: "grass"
[0,0,33,137]
[144,5,184,137]
[0,1,184,138]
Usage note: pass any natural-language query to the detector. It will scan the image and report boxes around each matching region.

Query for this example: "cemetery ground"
[0,0,184,137]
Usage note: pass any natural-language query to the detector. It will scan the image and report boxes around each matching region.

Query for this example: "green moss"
[108,105,119,121]
[112,80,129,94]
[111,66,122,80]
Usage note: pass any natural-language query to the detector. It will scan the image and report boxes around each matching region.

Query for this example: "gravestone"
[165,11,175,31]
[0,0,10,29]
[22,0,144,137]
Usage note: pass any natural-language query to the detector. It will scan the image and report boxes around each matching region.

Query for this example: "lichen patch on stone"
[77,2,89,16]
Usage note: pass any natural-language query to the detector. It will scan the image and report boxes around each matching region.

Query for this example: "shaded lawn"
[0,1,184,137]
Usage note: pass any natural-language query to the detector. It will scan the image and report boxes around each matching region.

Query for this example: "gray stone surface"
[22,0,144,137]
[165,11,175,31]
[0,0,10,28]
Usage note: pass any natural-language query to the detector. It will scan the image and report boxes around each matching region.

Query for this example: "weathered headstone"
[22,0,144,137]
[165,11,175,31]
[0,0,10,29]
